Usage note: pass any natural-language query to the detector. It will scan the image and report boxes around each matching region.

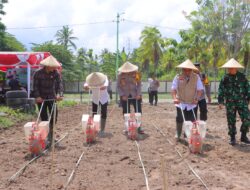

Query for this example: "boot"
[240,132,250,144]
[175,122,183,141]
[229,135,236,146]
[99,118,106,137]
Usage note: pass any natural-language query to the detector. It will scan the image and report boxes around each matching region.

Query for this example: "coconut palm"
[139,27,164,76]
[55,25,78,50]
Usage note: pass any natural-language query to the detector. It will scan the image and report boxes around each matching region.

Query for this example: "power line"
[6,18,189,31]
[6,20,114,30]
[123,19,188,31]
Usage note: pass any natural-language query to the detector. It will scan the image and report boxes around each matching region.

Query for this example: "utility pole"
[115,12,124,103]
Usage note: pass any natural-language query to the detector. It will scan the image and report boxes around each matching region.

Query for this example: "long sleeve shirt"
[84,77,109,105]
[33,68,63,99]
[218,72,250,104]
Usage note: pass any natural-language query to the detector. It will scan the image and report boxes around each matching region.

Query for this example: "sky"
[2,0,198,54]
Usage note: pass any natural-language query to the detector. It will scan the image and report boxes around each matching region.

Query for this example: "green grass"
[57,100,78,108]
[0,106,34,129]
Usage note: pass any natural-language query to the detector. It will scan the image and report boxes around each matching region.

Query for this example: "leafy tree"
[2,33,26,51]
[139,27,164,76]
[55,26,78,50]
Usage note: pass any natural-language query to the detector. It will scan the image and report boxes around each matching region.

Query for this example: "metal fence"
[63,81,221,94]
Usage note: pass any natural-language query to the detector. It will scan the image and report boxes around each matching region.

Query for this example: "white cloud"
[2,0,197,54]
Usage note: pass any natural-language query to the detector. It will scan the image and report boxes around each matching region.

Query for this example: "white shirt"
[84,77,109,105]
[171,75,204,111]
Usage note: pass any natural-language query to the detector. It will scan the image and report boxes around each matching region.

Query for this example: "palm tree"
[139,27,163,76]
[55,25,78,50]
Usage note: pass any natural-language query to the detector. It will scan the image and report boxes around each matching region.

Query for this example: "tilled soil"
[0,103,250,190]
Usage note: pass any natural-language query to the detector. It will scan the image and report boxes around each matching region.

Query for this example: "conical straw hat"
[118,61,138,73]
[176,59,198,70]
[221,58,244,69]
[40,55,61,67]
[86,72,106,87]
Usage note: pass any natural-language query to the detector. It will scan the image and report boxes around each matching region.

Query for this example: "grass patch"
[57,100,78,108]
[0,106,34,129]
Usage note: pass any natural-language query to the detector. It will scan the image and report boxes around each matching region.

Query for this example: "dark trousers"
[92,102,108,119]
[197,99,208,121]
[176,107,197,123]
[37,100,58,141]
[122,96,142,114]
[108,91,112,100]
[149,91,158,105]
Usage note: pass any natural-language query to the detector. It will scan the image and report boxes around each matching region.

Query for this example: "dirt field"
[0,102,250,190]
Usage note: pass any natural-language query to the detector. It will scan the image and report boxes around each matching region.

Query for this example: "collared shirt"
[84,77,109,105]
[172,74,204,111]
[117,73,142,98]
[33,68,63,99]
[149,79,160,91]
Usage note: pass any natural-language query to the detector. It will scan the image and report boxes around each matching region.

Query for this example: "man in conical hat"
[171,59,204,141]
[84,72,109,135]
[33,55,63,148]
[117,61,143,133]
[218,58,250,145]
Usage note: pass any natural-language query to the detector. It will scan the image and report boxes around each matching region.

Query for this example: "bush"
[0,106,34,129]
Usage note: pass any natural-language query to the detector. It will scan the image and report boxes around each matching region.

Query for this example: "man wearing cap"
[33,56,63,148]
[171,59,203,141]
[84,72,109,135]
[117,62,143,131]
[218,58,250,145]
[193,63,211,121]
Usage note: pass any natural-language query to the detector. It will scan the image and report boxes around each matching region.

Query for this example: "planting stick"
[50,102,57,190]
[150,122,209,190]
[135,141,150,190]
[64,151,85,190]
[8,133,68,183]
[160,156,167,190]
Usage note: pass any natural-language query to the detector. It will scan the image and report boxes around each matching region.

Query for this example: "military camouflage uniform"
[218,72,250,138]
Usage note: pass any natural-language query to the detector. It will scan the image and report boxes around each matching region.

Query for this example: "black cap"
[194,63,200,67]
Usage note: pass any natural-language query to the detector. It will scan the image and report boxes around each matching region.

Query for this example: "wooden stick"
[135,141,150,190]
[161,156,167,190]
[8,133,68,183]
[64,151,85,190]
[50,102,57,190]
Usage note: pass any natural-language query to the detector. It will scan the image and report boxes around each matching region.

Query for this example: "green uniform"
[218,72,250,136]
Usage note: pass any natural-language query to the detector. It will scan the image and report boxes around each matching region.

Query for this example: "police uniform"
[194,63,211,121]
[117,62,142,114]
[218,58,250,145]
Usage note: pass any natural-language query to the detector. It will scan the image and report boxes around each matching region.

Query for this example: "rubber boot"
[240,132,250,144]
[99,118,106,137]
[175,122,183,141]
[229,135,236,146]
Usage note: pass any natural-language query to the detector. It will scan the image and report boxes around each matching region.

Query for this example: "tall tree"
[139,27,164,76]
[55,26,78,50]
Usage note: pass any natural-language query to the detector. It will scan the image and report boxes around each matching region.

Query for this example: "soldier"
[33,56,63,148]
[218,58,250,145]
[84,72,109,135]
[171,59,203,141]
[194,62,211,121]
[117,61,143,133]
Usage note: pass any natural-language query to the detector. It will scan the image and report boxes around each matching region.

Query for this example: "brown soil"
[0,103,250,190]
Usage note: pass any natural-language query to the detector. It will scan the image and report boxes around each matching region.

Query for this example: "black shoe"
[241,135,250,144]
[229,136,236,146]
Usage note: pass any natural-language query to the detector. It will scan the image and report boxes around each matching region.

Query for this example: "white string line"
[135,141,150,190]
[64,151,85,190]
[151,122,209,190]
[8,133,68,183]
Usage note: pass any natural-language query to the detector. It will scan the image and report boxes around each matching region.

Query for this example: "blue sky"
[2,0,198,54]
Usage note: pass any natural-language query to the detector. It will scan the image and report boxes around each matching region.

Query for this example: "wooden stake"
[161,156,167,190]
[50,102,57,190]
